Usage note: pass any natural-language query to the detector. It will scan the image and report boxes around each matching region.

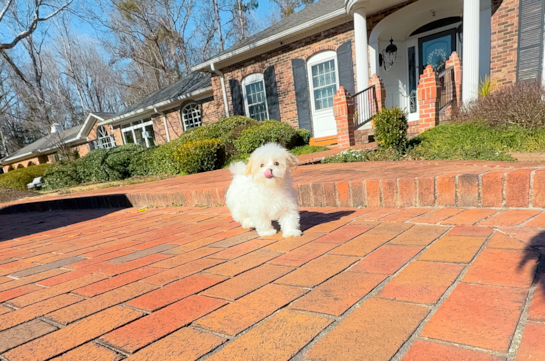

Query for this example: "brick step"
[2,168,545,214]
[310,136,338,147]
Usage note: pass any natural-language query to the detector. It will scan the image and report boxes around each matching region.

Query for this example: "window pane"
[314,85,336,110]
[245,80,268,121]
[182,103,202,129]
[134,128,145,146]
[144,125,156,147]
[311,59,337,111]
[123,130,134,144]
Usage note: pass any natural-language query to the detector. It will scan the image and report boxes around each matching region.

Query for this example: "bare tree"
[55,16,124,113]
[270,0,314,17]
[84,0,197,96]
[0,0,73,50]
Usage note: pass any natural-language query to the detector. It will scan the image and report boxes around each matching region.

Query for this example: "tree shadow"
[0,194,133,242]
[0,208,124,242]
[518,231,545,295]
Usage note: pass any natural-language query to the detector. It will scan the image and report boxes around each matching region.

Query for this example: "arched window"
[27,161,36,167]
[242,73,269,121]
[182,103,202,130]
[96,125,115,149]
[17,164,24,169]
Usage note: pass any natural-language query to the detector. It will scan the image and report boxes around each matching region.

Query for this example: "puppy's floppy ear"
[286,152,299,170]
[245,157,254,176]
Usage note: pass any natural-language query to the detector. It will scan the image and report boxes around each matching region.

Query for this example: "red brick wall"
[490,0,519,88]
[3,155,49,173]
[214,21,357,128]
[72,144,91,158]
[112,126,123,146]
[152,108,185,145]
[201,98,223,125]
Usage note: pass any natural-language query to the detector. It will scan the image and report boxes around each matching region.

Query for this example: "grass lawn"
[324,122,545,164]
[40,174,176,196]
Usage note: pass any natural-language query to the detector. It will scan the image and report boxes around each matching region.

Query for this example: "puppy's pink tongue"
[264,169,274,178]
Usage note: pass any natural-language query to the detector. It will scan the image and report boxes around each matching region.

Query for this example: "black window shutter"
[337,40,356,95]
[229,79,244,116]
[291,59,312,132]
[264,66,281,121]
[517,0,545,81]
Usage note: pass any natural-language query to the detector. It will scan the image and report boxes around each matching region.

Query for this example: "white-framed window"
[242,73,269,121]
[182,103,202,130]
[95,125,116,149]
[121,119,156,148]
[308,51,339,112]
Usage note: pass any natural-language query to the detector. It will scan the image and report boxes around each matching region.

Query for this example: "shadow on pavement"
[299,210,355,231]
[0,208,123,242]
[519,230,545,294]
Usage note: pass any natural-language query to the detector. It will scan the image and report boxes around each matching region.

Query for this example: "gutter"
[211,63,230,117]
[154,106,171,142]
[100,86,213,126]
[2,137,88,164]
[191,8,347,71]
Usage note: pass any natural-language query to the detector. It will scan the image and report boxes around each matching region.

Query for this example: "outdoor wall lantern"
[379,38,398,72]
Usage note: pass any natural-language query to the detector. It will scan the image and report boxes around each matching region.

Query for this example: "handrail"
[438,66,455,113]
[351,85,378,129]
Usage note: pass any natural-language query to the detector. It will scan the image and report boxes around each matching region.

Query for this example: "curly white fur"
[226,143,302,238]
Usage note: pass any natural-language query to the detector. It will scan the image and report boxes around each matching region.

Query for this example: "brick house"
[2,0,536,171]
[189,0,534,146]
[0,113,114,173]
[99,0,536,149]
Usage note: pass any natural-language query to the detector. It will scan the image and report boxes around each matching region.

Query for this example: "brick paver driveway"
[0,206,544,360]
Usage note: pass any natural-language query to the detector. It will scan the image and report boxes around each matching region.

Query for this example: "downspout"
[154,106,171,143]
[211,63,230,117]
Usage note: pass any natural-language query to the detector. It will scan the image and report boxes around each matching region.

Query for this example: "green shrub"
[220,120,260,158]
[174,139,225,174]
[103,144,149,179]
[0,164,50,190]
[234,120,299,153]
[295,128,311,146]
[73,149,109,183]
[178,116,257,145]
[373,107,408,152]
[128,147,155,176]
[43,162,81,189]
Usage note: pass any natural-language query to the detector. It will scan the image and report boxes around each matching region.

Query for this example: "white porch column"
[354,8,369,91]
[462,0,480,103]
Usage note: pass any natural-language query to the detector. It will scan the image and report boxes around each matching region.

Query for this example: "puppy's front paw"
[241,218,255,229]
[257,229,277,237]
[282,229,302,238]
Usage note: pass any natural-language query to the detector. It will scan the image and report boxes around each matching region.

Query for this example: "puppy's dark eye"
[274,162,279,166]
[260,164,264,167]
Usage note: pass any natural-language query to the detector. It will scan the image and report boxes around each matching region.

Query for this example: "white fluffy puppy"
[226,142,302,238]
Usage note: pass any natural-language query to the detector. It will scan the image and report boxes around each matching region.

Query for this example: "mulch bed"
[0,188,37,204]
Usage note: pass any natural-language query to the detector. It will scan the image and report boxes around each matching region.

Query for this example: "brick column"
[417,65,440,133]
[368,73,386,112]
[333,86,355,148]
[445,51,462,107]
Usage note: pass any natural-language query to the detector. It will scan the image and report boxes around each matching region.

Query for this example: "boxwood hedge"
[39,116,314,190]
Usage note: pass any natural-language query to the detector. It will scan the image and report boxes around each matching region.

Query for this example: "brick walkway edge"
[2,163,545,214]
